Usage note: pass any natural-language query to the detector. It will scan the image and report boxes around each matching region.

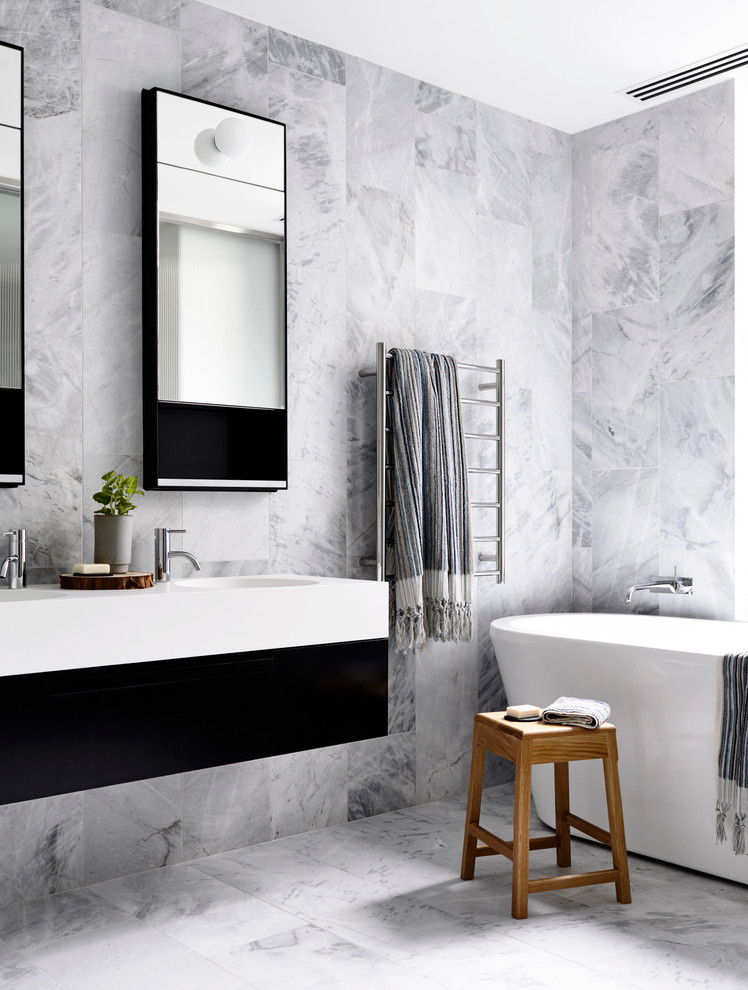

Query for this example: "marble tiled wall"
[571,82,735,618]
[0,0,573,904]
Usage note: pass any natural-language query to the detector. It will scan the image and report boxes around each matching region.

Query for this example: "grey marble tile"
[92,863,297,957]
[25,916,248,990]
[415,111,475,176]
[415,638,478,804]
[591,134,658,209]
[348,734,416,821]
[414,291,476,362]
[82,775,183,884]
[477,214,532,312]
[180,0,268,115]
[572,390,592,548]
[0,794,83,908]
[476,102,532,225]
[19,0,80,116]
[583,107,658,155]
[592,467,659,614]
[23,109,82,435]
[81,231,142,458]
[415,163,476,299]
[347,183,415,348]
[0,939,38,985]
[269,745,348,840]
[269,27,344,85]
[269,62,346,275]
[529,118,572,160]
[182,760,271,860]
[347,57,414,199]
[0,888,123,950]
[90,0,179,27]
[181,491,269,568]
[81,1,179,236]
[18,436,82,571]
[572,314,592,393]
[388,633,416,734]
[269,455,347,577]
[532,150,572,316]
[659,200,734,382]
[529,312,572,474]
[415,81,476,129]
[660,80,734,216]
[590,197,659,311]
[657,548,734,621]
[571,132,593,323]
[591,302,659,469]
[572,546,593,612]
[660,376,734,552]
[211,921,443,990]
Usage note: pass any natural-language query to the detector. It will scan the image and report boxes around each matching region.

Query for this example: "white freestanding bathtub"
[490,613,748,885]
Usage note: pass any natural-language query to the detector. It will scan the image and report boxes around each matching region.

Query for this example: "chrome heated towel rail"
[358,342,504,584]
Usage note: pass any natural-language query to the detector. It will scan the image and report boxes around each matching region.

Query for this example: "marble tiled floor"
[0,783,746,989]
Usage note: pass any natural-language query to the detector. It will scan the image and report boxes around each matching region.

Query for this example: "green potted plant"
[92,471,144,574]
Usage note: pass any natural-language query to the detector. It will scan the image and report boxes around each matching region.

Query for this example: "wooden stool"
[460,712,631,919]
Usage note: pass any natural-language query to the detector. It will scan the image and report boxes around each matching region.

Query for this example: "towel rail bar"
[358,342,504,584]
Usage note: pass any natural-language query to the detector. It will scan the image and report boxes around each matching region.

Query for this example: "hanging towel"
[716,652,748,855]
[388,348,473,651]
[542,696,611,730]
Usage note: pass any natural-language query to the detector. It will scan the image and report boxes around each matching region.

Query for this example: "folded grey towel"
[542,696,611,730]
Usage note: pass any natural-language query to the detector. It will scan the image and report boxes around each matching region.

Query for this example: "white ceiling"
[205,0,748,132]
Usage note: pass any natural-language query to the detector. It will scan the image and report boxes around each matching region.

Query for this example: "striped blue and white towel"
[716,652,748,855]
[387,348,473,652]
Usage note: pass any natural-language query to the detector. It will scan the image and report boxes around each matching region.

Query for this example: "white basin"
[176,576,319,590]
[0,588,66,602]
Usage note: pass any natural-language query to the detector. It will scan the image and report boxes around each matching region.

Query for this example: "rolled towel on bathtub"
[542,696,611,730]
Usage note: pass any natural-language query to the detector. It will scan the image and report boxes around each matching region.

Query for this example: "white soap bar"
[73,563,111,575]
[506,704,542,719]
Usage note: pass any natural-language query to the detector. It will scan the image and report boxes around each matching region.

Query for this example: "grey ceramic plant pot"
[93,514,134,574]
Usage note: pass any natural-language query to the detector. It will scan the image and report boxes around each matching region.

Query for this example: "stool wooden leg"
[602,744,632,904]
[460,731,486,881]
[553,761,571,868]
[511,744,532,919]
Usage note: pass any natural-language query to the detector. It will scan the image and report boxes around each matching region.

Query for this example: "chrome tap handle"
[154,528,199,582]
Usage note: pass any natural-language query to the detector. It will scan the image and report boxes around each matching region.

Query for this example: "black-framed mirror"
[141,88,287,491]
[0,41,23,488]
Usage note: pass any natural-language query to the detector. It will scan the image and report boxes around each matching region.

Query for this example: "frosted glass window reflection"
[158,219,285,410]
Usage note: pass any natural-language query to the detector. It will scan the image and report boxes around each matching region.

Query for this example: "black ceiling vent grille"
[622,45,748,102]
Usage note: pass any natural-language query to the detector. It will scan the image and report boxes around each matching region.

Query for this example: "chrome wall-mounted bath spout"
[625,566,693,603]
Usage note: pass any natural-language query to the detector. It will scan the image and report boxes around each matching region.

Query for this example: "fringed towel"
[387,348,473,651]
[542,696,611,730]
[716,652,748,855]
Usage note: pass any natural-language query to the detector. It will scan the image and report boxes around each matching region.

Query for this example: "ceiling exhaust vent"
[621,44,748,103]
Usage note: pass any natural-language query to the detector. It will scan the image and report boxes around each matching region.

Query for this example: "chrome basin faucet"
[154,527,201,583]
[1,529,26,589]
[625,567,693,603]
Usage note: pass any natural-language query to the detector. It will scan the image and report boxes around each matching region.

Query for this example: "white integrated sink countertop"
[0,575,389,678]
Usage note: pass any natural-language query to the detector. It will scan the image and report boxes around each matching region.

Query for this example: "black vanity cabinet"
[0,637,388,805]
[141,88,287,491]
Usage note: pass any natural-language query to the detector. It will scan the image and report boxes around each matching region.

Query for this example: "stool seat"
[461,712,631,919]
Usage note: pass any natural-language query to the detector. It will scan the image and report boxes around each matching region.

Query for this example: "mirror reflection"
[155,91,285,411]
[0,39,23,488]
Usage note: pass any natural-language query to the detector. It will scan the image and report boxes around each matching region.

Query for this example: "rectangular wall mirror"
[142,88,287,491]
[0,41,23,487]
